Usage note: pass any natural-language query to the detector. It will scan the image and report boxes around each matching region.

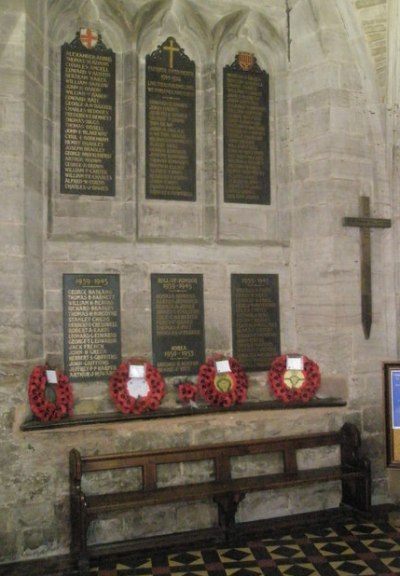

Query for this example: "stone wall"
[0,0,398,565]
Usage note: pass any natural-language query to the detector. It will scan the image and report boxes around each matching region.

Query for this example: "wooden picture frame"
[383,362,400,467]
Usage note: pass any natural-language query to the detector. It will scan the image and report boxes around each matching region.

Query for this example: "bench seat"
[70,422,371,575]
[85,464,366,514]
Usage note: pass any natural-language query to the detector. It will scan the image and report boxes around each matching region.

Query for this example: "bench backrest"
[70,424,361,491]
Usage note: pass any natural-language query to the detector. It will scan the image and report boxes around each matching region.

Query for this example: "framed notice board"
[383,362,400,467]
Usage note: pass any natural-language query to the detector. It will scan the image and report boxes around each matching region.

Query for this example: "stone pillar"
[0,0,46,557]
[0,1,45,365]
[386,0,400,503]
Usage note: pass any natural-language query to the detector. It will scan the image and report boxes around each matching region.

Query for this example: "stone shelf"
[21,397,346,431]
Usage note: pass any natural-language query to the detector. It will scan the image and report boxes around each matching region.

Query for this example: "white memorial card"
[46,370,58,384]
[286,356,304,371]
[216,359,231,373]
[129,364,145,378]
[127,378,149,399]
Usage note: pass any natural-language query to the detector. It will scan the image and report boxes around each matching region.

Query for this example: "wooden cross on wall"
[343,196,391,339]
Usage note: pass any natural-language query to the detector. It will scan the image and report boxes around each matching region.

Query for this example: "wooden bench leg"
[71,495,91,575]
[340,423,372,514]
[342,462,371,513]
[214,492,245,540]
[77,513,92,576]
[79,556,90,576]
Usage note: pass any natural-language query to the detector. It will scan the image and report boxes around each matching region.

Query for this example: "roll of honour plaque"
[63,274,121,381]
[61,29,116,196]
[151,274,205,376]
[146,37,196,201]
[224,53,270,204]
[231,274,280,371]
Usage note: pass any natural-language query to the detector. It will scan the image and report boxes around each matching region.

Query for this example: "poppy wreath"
[177,381,198,404]
[268,354,321,403]
[197,355,249,408]
[109,359,165,415]
[28,365,73,422]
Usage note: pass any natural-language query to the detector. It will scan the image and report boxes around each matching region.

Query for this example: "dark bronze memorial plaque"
[146,37,196,201]
[231,274,280,371]
[224,53,270,204]
[61,29,115,196]
[151,274,205,376]
[63,274,121,381]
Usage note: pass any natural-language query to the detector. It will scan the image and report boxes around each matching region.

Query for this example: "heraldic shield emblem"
[238,52,254,71]
[79,28,98,49]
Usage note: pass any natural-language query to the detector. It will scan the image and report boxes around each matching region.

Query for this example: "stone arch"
[214,9,289,243]
[134,0,214,241]
[214,9,287,74]
[46,0,135,240]
[48,0,133,51]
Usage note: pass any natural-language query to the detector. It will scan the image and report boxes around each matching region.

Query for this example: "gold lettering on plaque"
[64,275,120,380]
[146,38,196,201]
[62,41,114,195]
[232,275,280,370]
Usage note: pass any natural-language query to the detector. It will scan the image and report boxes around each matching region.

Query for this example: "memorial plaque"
[151,274,205,376]
[224,53,270,204]
[61,29,115,196]
[231,274,280,371]
[146,37,196,201]
[63,274,121,381]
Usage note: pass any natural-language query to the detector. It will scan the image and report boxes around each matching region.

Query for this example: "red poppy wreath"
[268,354,320,403]
[197,356,249,407]
[109,359,166,414]
[28,365,73,422]
[177,381,198,404]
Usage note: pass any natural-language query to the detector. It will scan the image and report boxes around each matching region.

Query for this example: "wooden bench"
[70,422,371,574]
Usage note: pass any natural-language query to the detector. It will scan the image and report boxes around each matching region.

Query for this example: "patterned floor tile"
[86,520,400,576]
[380,556,400,573]
[265,544,306,560]
[313,541,354,557]
[276,563,318,576]
[328,559,377,575]
[363,537,400,552]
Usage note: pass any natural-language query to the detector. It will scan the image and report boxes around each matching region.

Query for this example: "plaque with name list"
[231,274,280,371]
[146,37,196,201]
[61,29,115,196]
[63,274,121,381]
[223,52,270,205]
[151,274,205,376]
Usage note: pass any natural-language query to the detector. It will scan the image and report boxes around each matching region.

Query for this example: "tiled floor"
[93,520,400,576]
[2,519,400,576]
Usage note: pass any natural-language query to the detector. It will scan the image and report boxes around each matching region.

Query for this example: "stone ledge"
[21,397,346,431]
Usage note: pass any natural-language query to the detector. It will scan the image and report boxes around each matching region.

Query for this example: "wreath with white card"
[109,359,166,414]
[268,354,320,403]
[28,365,73,422]
[197,355,249,407]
